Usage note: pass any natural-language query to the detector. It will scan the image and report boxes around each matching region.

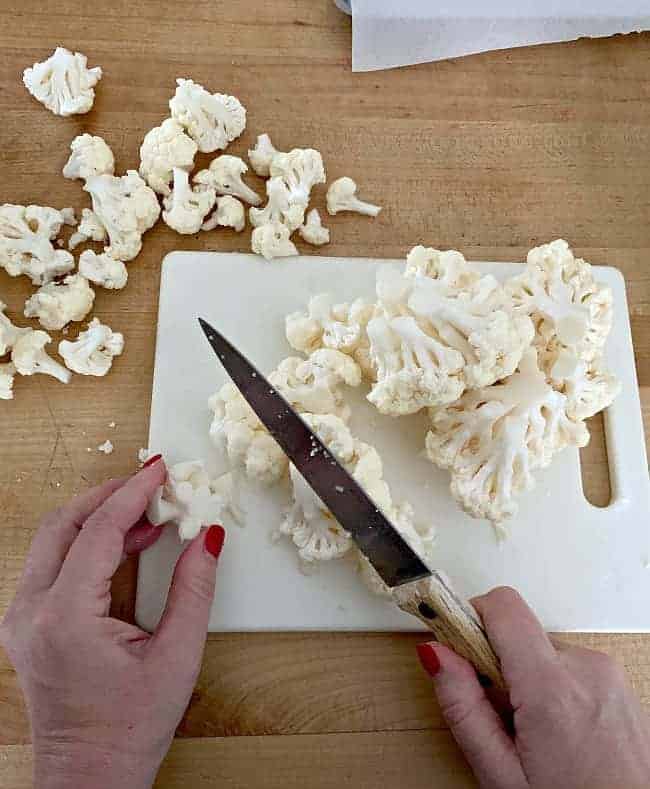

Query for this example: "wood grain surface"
[1,1,649,786]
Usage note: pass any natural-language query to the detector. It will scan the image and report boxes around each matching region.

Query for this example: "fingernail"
[204,524,226,560]
[416,642,441,677]
[141,454,162,469]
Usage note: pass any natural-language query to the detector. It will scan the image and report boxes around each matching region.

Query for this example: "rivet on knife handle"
[393,573,505,689]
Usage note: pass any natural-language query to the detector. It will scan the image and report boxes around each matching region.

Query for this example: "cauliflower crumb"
[97,439,114,455]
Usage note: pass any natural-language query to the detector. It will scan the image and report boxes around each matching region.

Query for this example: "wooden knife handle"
[393,573,505,689]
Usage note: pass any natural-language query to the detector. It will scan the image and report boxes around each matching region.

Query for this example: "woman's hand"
[0,457,225,789]
[417,587,650,789]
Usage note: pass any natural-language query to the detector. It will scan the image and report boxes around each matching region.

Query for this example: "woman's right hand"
[417,587,650,789]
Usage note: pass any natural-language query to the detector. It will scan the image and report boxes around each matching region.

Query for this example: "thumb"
[150,525,225,661]
[417,642,526,789]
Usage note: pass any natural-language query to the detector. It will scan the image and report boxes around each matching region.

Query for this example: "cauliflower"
[163,168,216,234]
[83,171,160,261]
[139,118,197,196]
[169,78,246,153]
[147,461,240,541]
[67,208,108,250]
[78,250,128,290]
[11,329,71,384]
[0,204,75,285]
[194,155,261,205]
[63,134,115,180]
[299,209,330,246]
[0,301,30,355]
[24,273,95,331]
[547,347,621,421]
[23,47,102,116]
[251,221,298,261]
[0,363,16,400]
[426,349,589,525]
[97,439,114,455]
[506,240,613,365]
[269,148,325,208]
[326,176,381,217]
[202,196,246,232]
[248,133,283,177]
[249,177,306,232]
[58,318,124,376]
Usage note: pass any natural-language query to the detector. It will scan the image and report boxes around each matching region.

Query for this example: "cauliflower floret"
[202,195,246,232]
[0,363,16,400]
[249,177,306,232]
[547,347,621,421]
[426,349,589,525]
[58,318,124,376]
[0,302,31,355]
[169,78,246,153]
[83,171,160,261]
[327,176,381,217]
[23,47,102,116]
[299,209,330,246]
[24,274,95,331]
[78,250,128,290]
[139,118,198,196]
[63,134,115,180]
[506,240,613,364]
[269,148,325,209]
[147,460,240,541]
[97,440,114,455]
[248,133,283,177]
[194,155,261,205]
[163,168,216,234]
[67,208,108,251]
[251,221,298,261]
[209,384,289,485]
[0,204,75,285]
[11,329,71,384]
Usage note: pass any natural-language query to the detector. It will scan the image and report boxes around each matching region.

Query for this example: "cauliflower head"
[23,47,102,116]
[63,134,115,180]
[139,118,198,196]
[58,318,124,376]
[163,168,216,234]
[24,273,95,331]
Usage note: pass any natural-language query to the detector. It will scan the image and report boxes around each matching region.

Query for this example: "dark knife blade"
[199,318,431,589]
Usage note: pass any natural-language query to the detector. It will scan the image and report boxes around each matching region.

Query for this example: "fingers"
[472,586,559,689]
[418,642,526,789]
[19,478,127,597]
[55,459,166,600]
[123,516,162,557]
[149,526,225,664]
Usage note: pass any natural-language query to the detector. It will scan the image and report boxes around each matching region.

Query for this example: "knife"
[199,318,504,688]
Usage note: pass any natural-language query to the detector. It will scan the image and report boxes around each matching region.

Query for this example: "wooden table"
[1,2,649,786]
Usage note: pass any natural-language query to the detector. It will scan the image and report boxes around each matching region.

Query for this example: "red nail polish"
[204,524,226,559]
[142,454,162,469]
[416,643,441,677]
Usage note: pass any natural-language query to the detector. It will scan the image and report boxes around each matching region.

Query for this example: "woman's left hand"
[0,456,226,789]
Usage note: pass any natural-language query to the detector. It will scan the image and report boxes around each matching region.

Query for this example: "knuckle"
[439,695,480,731]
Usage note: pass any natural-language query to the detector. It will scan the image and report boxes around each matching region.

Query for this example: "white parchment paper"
[345,0,650,72]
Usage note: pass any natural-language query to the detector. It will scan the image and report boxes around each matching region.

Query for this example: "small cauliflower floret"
[84,171,160,261]
[269,148,325,209]
[209,384,289,485]
[0,362,16,400]
[163,168,216,234]
[169,78,246,153]
[194,155,261,206]
[11,329,71,384]
[147,460,240,541]
[24,274,95,331]
[139,118,198,196]
[506,240,613,364]
[547,347,621,421]
[202,195,246,232]
[23,47,102,116]
[327,176,381,217]
[249,177,305,232]
[63,134,115,180]
[58,318,124,376]
[251,221,298,261]
[0,204,75,285]
[426,349,589,525]
[0,301,31,355]
[78,250,128,290]
[299,209,330,246]
[68,208,108,250]
[248,133,283,177]
[405,246,484,294]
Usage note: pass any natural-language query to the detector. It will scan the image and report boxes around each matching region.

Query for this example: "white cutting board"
[136,252,650,634]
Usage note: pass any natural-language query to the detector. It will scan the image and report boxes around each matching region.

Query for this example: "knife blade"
[199,317,504,688]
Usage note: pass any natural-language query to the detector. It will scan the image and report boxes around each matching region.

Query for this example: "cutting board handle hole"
[580,411,612,508]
